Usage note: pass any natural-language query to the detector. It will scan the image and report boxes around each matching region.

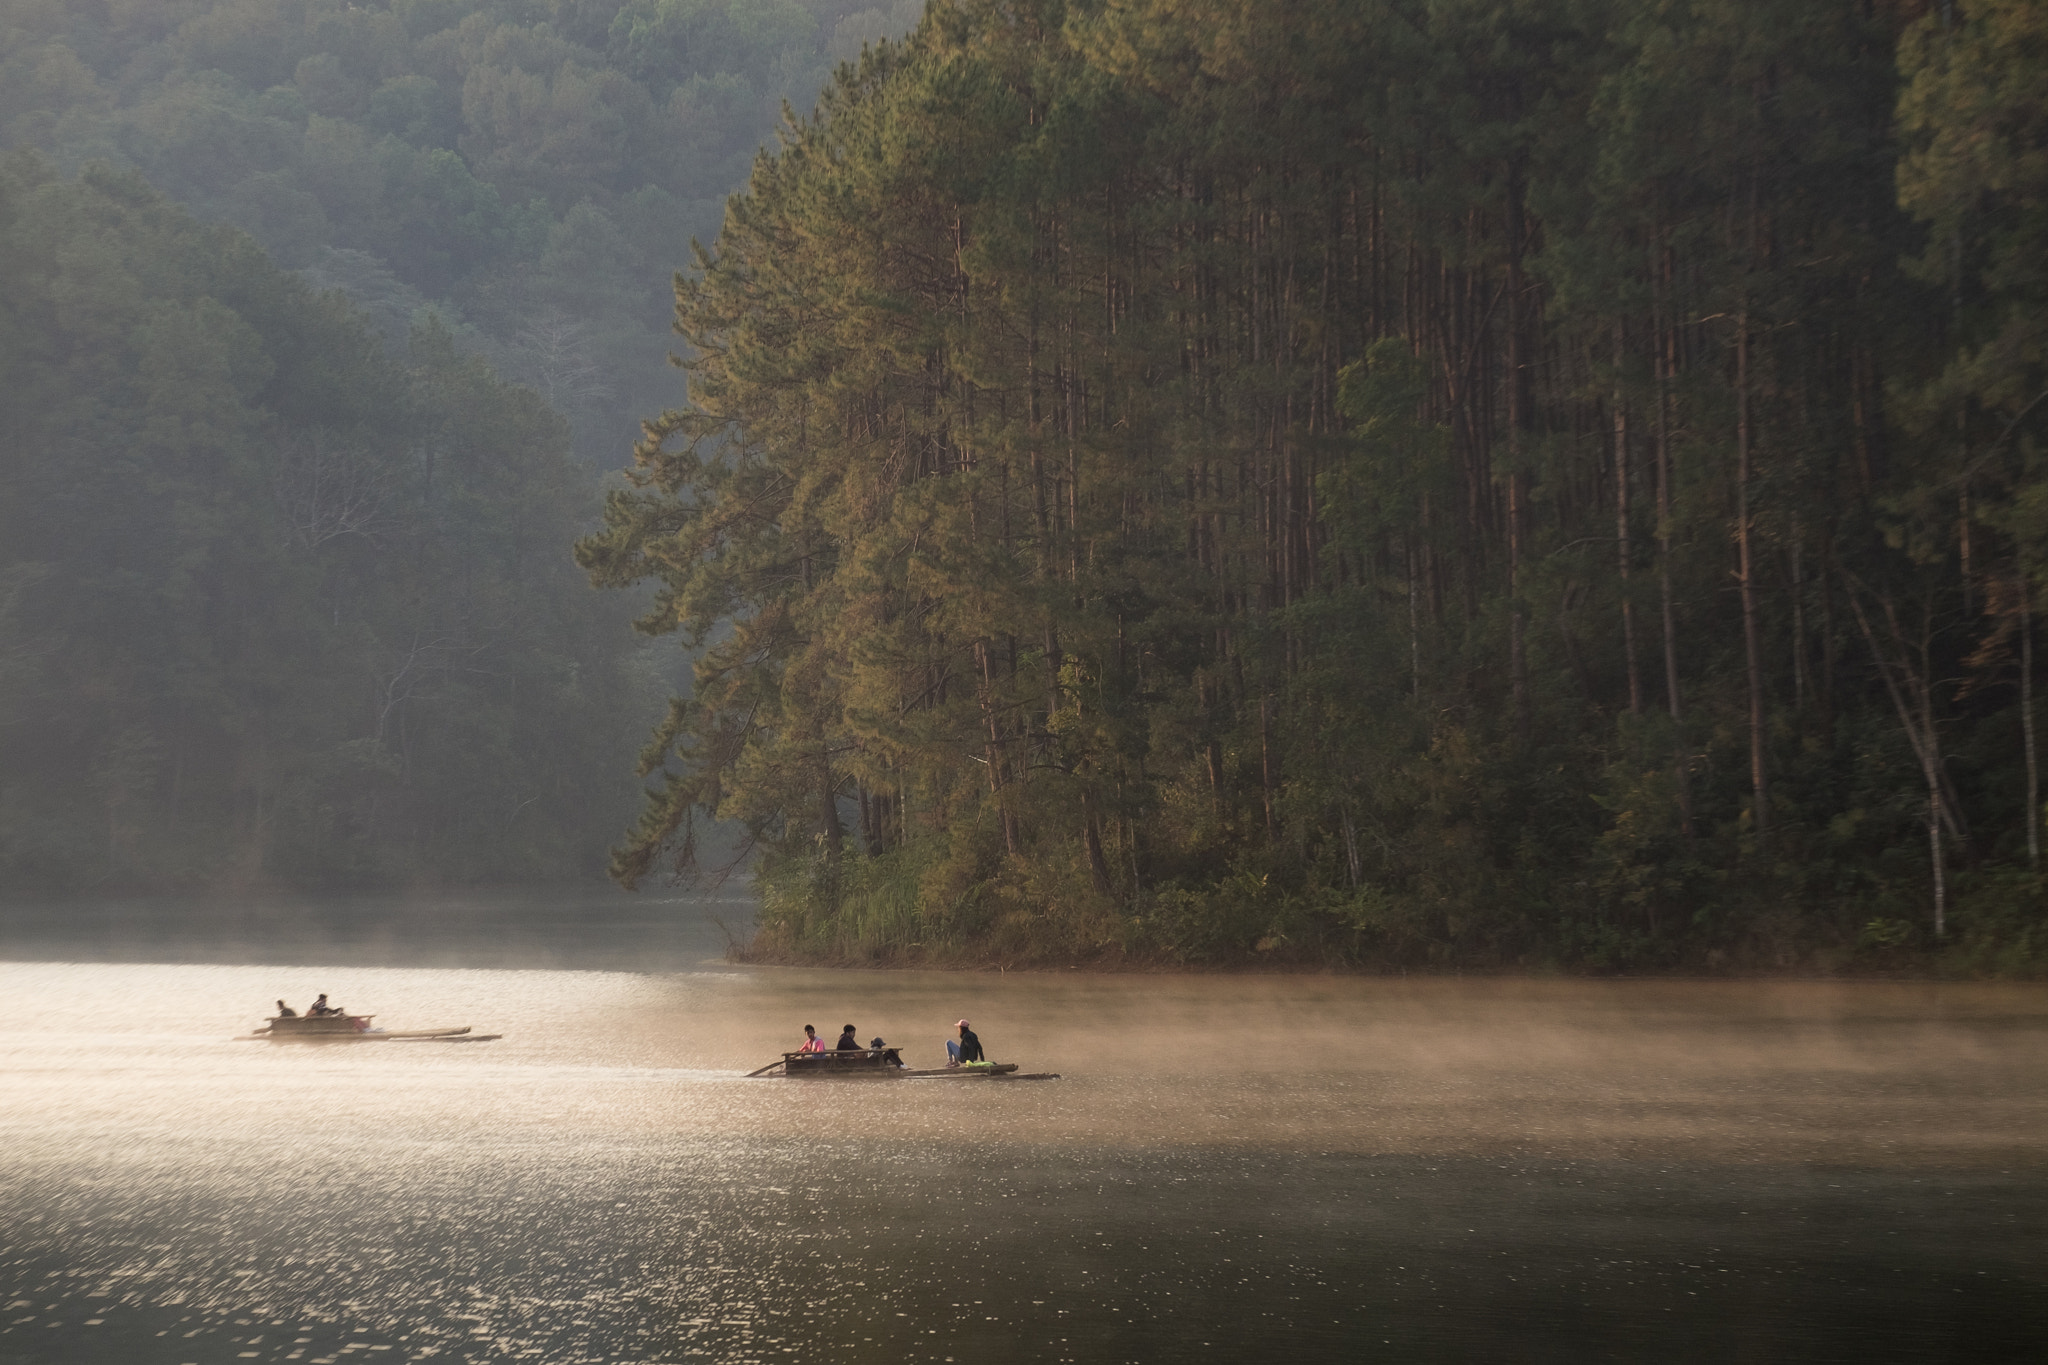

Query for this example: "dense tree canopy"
[0,155,658,890]
[0,0,922,892]
[580,0,2048,971]
[0,0,921,464]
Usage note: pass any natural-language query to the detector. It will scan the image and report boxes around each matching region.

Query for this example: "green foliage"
[581,0,2048,973]
[608,0,820,90]
[0,0,915,468]
[1896,0,2047,422]
[0,156,656,891]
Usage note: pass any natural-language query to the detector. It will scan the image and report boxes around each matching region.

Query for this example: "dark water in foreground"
[2,895,2044,1364]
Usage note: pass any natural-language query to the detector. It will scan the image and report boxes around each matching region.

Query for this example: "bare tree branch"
[273,427,392,550]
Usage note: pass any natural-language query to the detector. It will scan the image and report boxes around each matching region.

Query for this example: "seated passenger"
[947,1019,986,1066]
[306,993,333,1016]
[275,999,298,1018]
[836,1024,862,1051]
[796,1024,825,1054]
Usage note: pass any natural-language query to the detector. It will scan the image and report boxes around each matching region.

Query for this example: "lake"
[1,893,2044,1363]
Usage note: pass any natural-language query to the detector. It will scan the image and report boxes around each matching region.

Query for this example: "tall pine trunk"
[1615,321,1642,716]
[1737,298,1769,841]
[1656,251,1694,836]
[2024,575,2040,871]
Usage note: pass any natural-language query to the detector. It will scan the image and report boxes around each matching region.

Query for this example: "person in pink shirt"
[796,1024,825,1053]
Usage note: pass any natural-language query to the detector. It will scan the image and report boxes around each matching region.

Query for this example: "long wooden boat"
[236,1014,501,1043]
[750,1049,1057,1080]
[775,1046,906,1076]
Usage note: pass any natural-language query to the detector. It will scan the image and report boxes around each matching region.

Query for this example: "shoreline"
[727,944,2042,982]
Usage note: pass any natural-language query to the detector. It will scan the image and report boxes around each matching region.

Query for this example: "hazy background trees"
[0,155,667,889]
[0,0,922,467]
[0,0,925,892]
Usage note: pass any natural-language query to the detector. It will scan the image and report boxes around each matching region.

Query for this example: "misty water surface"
[2,894,2044,1364]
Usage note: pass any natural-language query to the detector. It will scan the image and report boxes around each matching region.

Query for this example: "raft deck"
[237,1016,500,1043]
[751,1049,1057,1080]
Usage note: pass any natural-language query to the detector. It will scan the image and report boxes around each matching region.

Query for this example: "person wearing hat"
[946,1019,984,1067]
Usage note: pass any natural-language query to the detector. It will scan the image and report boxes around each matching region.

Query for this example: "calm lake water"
[2,893,2044,1364]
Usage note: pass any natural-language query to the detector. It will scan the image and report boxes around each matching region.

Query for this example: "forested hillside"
[0,155,656,889]
[0,0,914,892]
[580,0,2048,972]
[0,0,919,464]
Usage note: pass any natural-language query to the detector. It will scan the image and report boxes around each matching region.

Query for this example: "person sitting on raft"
[836,1024,863,1051]
[796,1024,825,1053]
[947,1019,984,1067]
[275,999,298,1018]
[306,993,334,1016]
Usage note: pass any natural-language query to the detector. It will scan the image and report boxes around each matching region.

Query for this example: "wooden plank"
[901,1064,1021,1078]
[238,1024,480,1042]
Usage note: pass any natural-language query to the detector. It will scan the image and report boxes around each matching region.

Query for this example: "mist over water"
[2,896,2043,1363]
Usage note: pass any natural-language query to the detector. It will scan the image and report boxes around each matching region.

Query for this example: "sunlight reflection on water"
[2,895,2045,1363]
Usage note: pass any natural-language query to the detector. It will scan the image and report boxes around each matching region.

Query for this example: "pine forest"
[2,0,2045,975]
[578,0,2048,972]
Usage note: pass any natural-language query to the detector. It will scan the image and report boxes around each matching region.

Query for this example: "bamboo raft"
[748,1048,1058,1080]
[236,1014,501,1043]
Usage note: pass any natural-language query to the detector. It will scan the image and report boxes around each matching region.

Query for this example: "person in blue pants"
[946,1019,984,1066]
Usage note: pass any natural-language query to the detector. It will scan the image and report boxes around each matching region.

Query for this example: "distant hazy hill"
[0,1,916,894]
[0,0,921,465]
